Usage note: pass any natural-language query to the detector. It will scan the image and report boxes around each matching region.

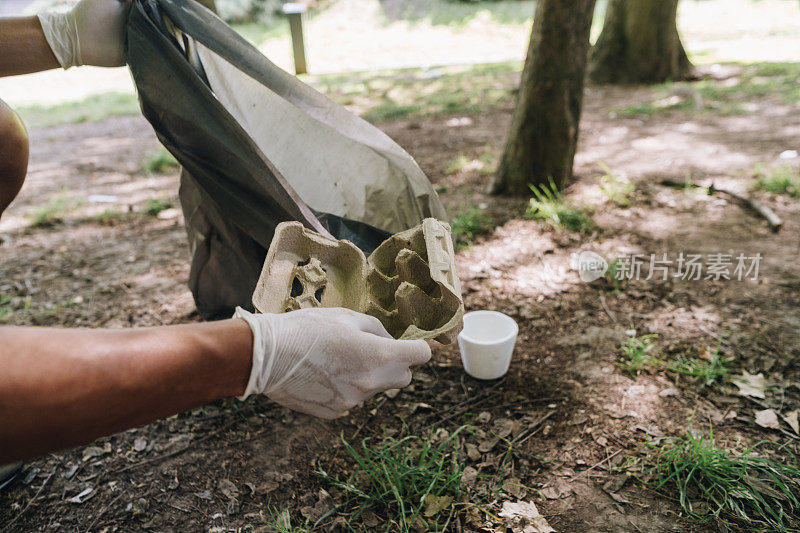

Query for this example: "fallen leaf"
[466,443,481,462]
[133,437,147,452]
[478,437,500,453]
[499,500,555,533]
[194,490,213,500]
[423,494,452,517]
[732,372,766,399]
[81,443,111,462]
[755,409,780,430]
[218,479,239,499]
[503,477,527,499]
[461,466,478,485]
[659,387,680,397]
[68,487,94,504]
[783,410,799,434]
[476,411,491,424]
[493,419,514,439]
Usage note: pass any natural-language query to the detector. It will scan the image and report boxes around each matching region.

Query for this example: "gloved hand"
[235,307,431,419]
[37,0,131,69]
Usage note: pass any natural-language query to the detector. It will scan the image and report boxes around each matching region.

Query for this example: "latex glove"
[37,0,131,69]
[235,307,431,419]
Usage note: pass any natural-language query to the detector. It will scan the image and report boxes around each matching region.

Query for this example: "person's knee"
[0,100,29,210]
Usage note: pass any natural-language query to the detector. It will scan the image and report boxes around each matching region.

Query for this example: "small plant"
[261,506,311,533]
[598,162,635,207]
[445,154,470,175]
[139,198,174,217]
[604,257,626,292]
[318,427,469,532]
[142,147,180,174]
[450,208,493,249]
[91,209,127,224]
[668,345,731,388]
[620,333,659,376]
[753,164,800,198]
[30,195,81,228]
[526,178,594,233]
[646,430,800,531]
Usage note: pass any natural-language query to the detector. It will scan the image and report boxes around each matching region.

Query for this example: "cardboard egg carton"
[252,219,464,344]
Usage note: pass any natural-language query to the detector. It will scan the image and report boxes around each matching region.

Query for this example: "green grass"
[314,61,521,123]
[753,164,800,198]
[142,147,180,174]
[0,296,14,323]
[525,179,595,233]
[450,207,494,249]
[668,346,731,388]
[318,427,469,532]
[139,198,174,217]
[620,333,660,376]
[261,506,311,533]
[598,162,635,207]
[647,430,800,531]
[15,92,140,129]
[604,258,626,291]
[613,62,800,119]
[29,195,83,227]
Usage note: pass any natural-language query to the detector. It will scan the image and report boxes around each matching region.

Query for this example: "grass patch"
[318,427,468,532]
[261,507,311,533]
[15,92,140,129]
[525,179,595,233]
[668,345,731,388]
[598,162,635,207]
[314,61,521,123]
[450,207,493,249]
[647,430,800,531]
[753,164,800,198]
[29,195,82,227]
[0,296,14,323]
[613,62,800,119]
[142,147,180,174]
[620,333,660,376]
[139,198,174,217]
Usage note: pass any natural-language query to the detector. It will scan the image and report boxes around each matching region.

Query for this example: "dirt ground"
[2,69,800,532]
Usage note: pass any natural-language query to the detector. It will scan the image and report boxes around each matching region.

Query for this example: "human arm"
[0,308,430,463]
[0,17,59,78]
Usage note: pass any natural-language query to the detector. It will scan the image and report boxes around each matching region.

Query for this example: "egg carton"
[252,218,463,344]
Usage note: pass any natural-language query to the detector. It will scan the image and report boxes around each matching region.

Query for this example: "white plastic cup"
[458,311,519,380]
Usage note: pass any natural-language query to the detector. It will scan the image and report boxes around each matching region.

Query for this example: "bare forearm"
[0,320,252,463]
[0,17,59,77]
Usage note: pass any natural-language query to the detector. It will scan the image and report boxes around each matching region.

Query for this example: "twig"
[110,418,238,475]
[512,410,557,446]
[85,490,125,532]
[599,293,617,323]
[4,472,53,530]
[659,179,782,231]
[567,449,624,483]
[350,396,388,440]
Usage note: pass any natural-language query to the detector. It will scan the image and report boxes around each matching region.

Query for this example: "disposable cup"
[457,311,518,380]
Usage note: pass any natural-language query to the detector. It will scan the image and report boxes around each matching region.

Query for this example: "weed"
[445,154,470,175]
[318,427,469,532]
[142,148,180,174]
[668,346,731,388]
[30,195,82,227]
[604,258,626,291]
[525,179,595,233]
[261,506,311,533]
[646,430,800,531]
[450,208,493,249]
[598,162,635,207]
[0,296,14,323]
[753,164,800,198]
[139,198,173,217]
[620,333,660,376]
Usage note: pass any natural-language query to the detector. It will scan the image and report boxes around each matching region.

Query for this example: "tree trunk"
[589,0,693,84]
[491,0,597,195]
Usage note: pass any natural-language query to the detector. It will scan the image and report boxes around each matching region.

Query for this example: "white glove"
[235,307,431,419]
[37,0,131,69]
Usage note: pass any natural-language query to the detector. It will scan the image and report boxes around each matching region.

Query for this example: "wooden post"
[283,3,308,75]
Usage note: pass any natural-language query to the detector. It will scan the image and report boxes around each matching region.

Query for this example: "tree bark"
[491,0,597,195]
[589,0,693,84]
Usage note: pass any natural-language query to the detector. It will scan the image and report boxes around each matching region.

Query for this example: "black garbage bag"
[125,0,446,319]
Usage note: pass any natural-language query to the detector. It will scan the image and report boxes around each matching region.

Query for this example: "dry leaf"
[783,410,799,434]
[732,372,766,399]
[499,500,555,533]
[755,409,780,430]
[423,494,452,517]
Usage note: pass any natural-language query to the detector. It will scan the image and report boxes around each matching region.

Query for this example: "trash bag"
[125,0,447,319]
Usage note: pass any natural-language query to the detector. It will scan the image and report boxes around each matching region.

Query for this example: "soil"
[2,75,800,532]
